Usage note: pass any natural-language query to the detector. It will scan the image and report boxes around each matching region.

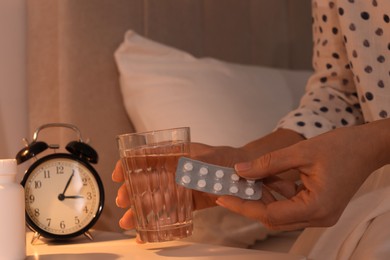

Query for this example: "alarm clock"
[16,123,104,243]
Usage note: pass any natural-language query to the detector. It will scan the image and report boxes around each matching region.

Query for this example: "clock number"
[75,216,80,225]
[84,206,89,213]
[60,221,66,229]
[82,177,88,186]
[29,195,35,204]
[34,208,40,217]
[87,192,92,200]
[44,170,50,179]
[47,218,51,227]
[34,181,42,189]
[57,165,64,174]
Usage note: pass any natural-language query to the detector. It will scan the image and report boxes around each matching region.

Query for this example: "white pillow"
[114,30,310,147]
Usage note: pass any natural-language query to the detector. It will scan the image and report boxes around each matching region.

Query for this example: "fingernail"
[119,217,129,230]
[112,171,118,182]
[234,162,252,172]
[119,218,124,228]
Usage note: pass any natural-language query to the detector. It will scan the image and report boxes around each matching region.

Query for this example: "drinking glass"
[117,127,193,242]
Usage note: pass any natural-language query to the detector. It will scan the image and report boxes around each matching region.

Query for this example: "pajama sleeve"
[276,1,364,139]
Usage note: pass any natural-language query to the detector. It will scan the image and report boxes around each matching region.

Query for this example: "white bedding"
[291,165,390,259]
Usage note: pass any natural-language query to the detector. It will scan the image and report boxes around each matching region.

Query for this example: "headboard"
[27,0,312,232]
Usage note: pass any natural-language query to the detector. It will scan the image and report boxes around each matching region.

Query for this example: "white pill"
[197,179,206,188]
[213,183,223,191]
[215,170,224,178]
[231,173,240,181]
[245,187,255,196]
[199,167,208,176]
[229,186,239,194]
[183,162,194,171]
[181,175,191,184]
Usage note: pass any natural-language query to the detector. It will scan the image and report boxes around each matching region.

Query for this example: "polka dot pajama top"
[277,0,390,139]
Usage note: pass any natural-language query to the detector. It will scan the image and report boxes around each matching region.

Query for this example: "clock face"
[21,154,104,238]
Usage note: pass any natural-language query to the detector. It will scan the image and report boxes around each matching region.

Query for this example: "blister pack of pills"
[175,157,262,200]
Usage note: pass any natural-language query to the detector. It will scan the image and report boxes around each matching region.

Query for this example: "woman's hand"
[217,121,390,231]
[112,160,135,230]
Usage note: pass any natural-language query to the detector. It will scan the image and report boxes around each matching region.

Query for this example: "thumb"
[235,147,299,179]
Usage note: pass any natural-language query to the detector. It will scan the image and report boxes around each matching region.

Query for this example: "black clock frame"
[20,153,105,240]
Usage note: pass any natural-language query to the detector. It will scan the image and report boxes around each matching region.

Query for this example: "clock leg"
[31,232,41,244]
[84,231,93,241]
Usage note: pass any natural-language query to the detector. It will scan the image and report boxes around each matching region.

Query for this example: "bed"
[26,0,313,252]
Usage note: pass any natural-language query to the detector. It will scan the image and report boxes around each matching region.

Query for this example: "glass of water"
[117,127,193,242]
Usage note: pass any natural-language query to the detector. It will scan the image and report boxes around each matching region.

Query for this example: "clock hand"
[58,194,84,201]
[61,171,74,195]
[58,171,76,201]
[63,195,84,199]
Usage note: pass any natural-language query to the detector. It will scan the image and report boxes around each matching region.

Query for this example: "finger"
[135,234,146,244]
[235,145,303,179]
[119,210,159,245]
[263,176,298,199]
[119,209,136,230]
[260,186,278,204]
[192,190,218,210]
[216,192,312,230]
[112,160,124,182]
[116,183,131,208]
[265,221,310,231]
[216,195,267,221]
